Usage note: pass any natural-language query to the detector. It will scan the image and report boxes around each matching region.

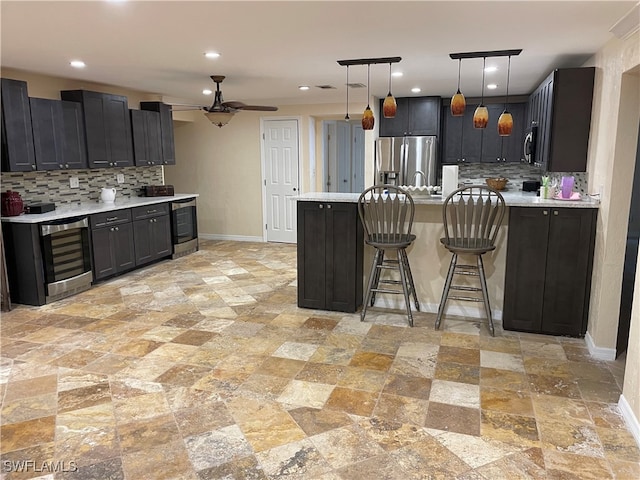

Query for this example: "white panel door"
[263,119,299,243]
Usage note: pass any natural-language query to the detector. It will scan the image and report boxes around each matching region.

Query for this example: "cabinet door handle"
[106,216,118,222]
[553,210,559,216]
[319,204,324,209]
[115,226,119,231]
[59,164,64,169]
[543,210,548,216]
[147,209,157,214]
[32,164,36,170]
[327,204,332,209]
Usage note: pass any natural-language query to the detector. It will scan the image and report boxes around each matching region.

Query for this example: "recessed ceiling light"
[204,52,220,59]
[484,66,498,73]
[411,87,421,93]
[487,84,498,90]
[391,72,403,78]
[298,85,310,91]
[70,60,85,69]
[202,89,213,95]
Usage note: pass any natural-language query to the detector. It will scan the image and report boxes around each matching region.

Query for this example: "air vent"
[315,85,337,90]
[347,83,366,88]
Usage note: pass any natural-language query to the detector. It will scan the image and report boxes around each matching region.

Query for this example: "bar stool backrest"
[358,185,415,246]
[442,185,506,250]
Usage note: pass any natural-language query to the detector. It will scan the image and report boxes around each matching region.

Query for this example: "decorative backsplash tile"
[458,163,588,194]
[1,166,164,205]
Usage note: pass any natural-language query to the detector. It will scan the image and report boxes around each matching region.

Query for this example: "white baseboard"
[585,331,617,361]
[618,394,640,448]
[199,234,264,243]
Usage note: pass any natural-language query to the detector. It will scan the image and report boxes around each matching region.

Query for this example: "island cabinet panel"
[29,97,66,171]
[379,96,441,137]
[90,210,135,281]
[60,90,134,168]
[503,207,597,337]
[1,78,36,172]
[140,102,176,165]
[132,203,171,266]
[297,201,363,313]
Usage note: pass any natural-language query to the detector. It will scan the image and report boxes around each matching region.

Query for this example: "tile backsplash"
[457,163,588,194]
[1,166,164,205]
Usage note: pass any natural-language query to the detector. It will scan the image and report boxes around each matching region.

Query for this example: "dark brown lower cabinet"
[503,207,597,336]
[297,201,363,313]
[132,203,171,266]
[90,210,135,281]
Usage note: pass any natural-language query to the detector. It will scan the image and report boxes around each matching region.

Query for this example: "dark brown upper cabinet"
[61,90,134,168]
[1,78,36,172]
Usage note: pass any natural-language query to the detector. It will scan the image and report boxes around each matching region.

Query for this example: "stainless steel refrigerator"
[375,136,438,187]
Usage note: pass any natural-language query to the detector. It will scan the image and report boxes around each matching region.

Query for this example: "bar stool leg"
[361,249,381,321]
[436,253,458,330]
[476,255,495,336]
[370,250,385,306]
[400,249,419,311]
[397,248,413,327]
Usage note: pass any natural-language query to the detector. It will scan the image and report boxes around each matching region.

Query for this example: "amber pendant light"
[451,58,466,116]
[498,56,513,136]
[362,64,375,130]
[383,62,397,118]
[473,57,489,129]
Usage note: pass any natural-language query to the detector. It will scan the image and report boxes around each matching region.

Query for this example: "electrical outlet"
[69,176,79,188]
[116,174,125,184]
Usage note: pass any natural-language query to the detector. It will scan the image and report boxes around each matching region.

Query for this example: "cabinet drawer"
[132,203,169,220]
[90,210,132,229]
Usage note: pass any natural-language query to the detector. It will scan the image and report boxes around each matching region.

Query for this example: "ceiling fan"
[172,75,278,127]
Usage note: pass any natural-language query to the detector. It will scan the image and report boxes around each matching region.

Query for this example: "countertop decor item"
[1,190,24,217]
[486,177,508,190]
[100,187,117,204]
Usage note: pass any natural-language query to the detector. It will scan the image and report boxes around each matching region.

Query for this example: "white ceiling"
[1,1,636,109]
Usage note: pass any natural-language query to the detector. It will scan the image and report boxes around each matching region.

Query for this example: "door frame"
[260,116,303,243]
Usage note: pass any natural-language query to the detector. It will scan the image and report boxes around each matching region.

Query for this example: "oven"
[171,198,198,258]
[40,216,93,302]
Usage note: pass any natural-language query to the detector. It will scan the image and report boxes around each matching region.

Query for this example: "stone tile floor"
[1,240,638,479]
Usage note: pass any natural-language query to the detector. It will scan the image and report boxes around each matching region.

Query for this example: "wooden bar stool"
[357,185,419,326]
[436,185,505,335]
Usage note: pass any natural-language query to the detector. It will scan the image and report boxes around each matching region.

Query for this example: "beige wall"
[167,101,368,239]
[585,31,640,427]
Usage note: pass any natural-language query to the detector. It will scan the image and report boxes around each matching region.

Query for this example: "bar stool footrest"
[449,295,484,302]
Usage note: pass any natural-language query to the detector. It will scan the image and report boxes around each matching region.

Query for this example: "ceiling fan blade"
[222,100,277,111]
[167,103,206,112]
[240,105,279,112]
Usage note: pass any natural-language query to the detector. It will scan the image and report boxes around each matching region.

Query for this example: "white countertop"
[297,190,599,208]
[1,193,198,223]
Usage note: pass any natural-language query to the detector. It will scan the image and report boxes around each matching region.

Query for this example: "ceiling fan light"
[205,111,234,127]
[451,90,466,116]
[498,110,513,136]
[383,93,397,118]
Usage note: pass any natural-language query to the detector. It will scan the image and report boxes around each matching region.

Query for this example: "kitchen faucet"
[412,170,427,186]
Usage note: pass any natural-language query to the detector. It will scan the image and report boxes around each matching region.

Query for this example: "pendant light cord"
[504,56,511,110]
[388,62,392,94]
[480,57,486,105]
[345,65,350,120]
[456,59,461,92]
[367,64,371,108]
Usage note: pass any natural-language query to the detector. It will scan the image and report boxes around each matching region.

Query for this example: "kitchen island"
[297,189,599,336]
